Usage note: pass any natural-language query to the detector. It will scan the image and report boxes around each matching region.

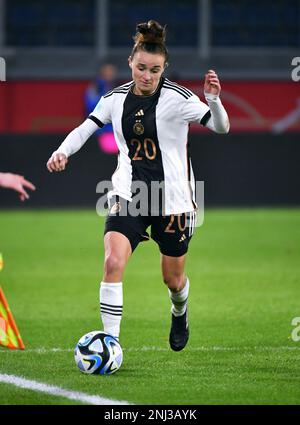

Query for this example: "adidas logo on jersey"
[135,109,144,116]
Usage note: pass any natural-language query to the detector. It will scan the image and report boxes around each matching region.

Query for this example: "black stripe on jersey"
[164,79,194,97]
[88,114,104,128]
[105,81,132,95]
[163,84,190,99]
[104,89,130,98]
[200,110,211,126]
[186,140,197,210]
[116,81,133,90]
[104,82,133,98]
[164,79,194,98]
[163,83,192,100]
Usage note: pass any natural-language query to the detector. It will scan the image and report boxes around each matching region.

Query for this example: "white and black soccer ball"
[74,331,123,375]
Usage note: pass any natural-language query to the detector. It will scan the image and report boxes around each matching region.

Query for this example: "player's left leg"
[152,211,196,351]
[161,254,190,351]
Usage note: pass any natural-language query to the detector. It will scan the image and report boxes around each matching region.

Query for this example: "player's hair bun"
[130,19,169,64]
[134,20,167,45]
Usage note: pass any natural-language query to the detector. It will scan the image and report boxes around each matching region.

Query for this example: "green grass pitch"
[0,208,300,405]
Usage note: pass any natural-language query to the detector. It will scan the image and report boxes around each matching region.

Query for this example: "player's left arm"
[203,69,230,134]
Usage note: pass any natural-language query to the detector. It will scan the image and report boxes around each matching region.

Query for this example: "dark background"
[1,133,299,207]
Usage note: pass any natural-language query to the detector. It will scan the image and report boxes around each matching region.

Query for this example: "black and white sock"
[100,281,123,339]
[168,277,189,317]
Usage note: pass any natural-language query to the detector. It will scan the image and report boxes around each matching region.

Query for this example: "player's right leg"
[100,231,131,340]
[103,230,132,283]
[100,196,149,340]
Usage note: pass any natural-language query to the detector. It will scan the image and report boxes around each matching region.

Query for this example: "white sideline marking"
[130,345,300,352]
[1,345,300,354]
[0,373,130,405]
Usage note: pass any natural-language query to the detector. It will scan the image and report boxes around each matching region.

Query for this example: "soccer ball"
[74,331,123,375]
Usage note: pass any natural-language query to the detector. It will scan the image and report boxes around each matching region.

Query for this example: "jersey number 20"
[131,138,157,161]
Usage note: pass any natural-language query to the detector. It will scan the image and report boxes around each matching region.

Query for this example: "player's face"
[129,50,166,96]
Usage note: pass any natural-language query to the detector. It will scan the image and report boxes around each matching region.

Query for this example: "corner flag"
[0,255,25,350]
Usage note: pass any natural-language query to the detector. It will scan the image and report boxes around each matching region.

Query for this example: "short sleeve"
[179,94,211,125]
[89,95,112,127]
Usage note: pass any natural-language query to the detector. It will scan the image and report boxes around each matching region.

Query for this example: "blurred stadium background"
[1,0,300,407]
[0,0,299,207]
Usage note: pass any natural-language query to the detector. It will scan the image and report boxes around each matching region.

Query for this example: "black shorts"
[104,196,197,257]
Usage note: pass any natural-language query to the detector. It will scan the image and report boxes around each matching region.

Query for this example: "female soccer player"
[47,20,229,351]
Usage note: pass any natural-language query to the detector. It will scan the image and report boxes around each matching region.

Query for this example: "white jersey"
[89,77,212,215]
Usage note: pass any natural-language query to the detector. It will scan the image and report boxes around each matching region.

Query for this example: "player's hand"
[0,172,36,201]
[46,153,68,173]
[204,69,221,96]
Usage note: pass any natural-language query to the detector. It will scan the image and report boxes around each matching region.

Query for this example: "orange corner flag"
[0,286,25,350]
[0,253,3,271]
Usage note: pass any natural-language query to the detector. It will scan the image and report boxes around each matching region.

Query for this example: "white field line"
[0,373,130,405]
[0,346,300,354]
[1,346,299,404]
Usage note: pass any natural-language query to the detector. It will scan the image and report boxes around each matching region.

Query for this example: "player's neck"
[133,86,156,96]
[132,79,161,97]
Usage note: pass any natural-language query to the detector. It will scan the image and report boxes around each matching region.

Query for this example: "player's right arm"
[46,118,99,172]
[47,94,112,173]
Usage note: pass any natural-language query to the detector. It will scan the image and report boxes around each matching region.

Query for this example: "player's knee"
[104,253,126,278]
[162,272,184,291]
